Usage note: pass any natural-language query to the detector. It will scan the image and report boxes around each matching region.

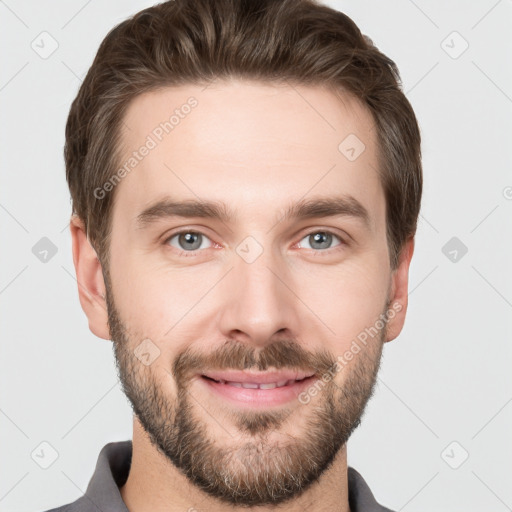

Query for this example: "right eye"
[163,230,214,256]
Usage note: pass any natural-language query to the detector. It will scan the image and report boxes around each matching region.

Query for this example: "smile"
[198,372,318,408]
[203,375,310,389]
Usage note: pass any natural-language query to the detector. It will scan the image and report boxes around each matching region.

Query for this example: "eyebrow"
[135,194,371,231]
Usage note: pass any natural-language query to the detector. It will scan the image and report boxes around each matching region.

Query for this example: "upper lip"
[200,370,315,384]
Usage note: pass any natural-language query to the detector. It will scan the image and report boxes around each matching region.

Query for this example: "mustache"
[172,338,337,385]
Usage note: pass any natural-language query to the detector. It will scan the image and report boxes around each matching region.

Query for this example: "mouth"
[197,370,317,408]
[201,374,312,389]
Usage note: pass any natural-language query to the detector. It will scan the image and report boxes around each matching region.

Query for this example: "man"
[47,0,422,510]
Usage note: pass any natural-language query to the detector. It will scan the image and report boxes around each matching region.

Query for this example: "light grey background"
[1,1,511,511]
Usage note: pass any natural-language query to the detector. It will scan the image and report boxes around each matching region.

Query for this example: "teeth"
[216,379,302,389]
[259,382,277,389]
[241,382,259,389]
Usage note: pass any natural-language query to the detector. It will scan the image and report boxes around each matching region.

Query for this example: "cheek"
[110,238,390,353]
[293,257,389,344]
[111,255,216,345]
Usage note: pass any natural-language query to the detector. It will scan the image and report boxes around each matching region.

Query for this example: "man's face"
[103,80,398,506]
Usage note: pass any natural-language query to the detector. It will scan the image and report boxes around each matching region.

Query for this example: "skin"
[70,79,414,512]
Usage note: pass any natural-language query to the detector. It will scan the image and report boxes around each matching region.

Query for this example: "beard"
[105,275,387,507]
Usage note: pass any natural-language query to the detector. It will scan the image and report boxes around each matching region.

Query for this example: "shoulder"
[348,466,396,512]
[39,495,91,512]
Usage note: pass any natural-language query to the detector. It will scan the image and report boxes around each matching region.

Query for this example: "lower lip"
[198,375,318,408]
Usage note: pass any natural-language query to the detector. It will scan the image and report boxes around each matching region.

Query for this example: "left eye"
[298,231,343,251]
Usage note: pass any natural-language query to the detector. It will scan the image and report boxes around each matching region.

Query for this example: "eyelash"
[162,229,347,258]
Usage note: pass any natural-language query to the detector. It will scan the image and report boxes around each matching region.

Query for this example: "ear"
[385,237,415,343]
[69,215,111,340]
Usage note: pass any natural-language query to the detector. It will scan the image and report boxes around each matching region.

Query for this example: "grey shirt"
[42,440,395,512]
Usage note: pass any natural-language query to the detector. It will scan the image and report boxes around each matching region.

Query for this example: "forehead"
[113,80,384,231]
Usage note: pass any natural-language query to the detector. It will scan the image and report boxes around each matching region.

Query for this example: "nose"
[216,242,302,349]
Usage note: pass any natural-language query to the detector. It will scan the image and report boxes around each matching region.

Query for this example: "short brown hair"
[65,0,422,272]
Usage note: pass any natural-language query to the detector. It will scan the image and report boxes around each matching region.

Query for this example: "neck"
[119,418,351,512]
